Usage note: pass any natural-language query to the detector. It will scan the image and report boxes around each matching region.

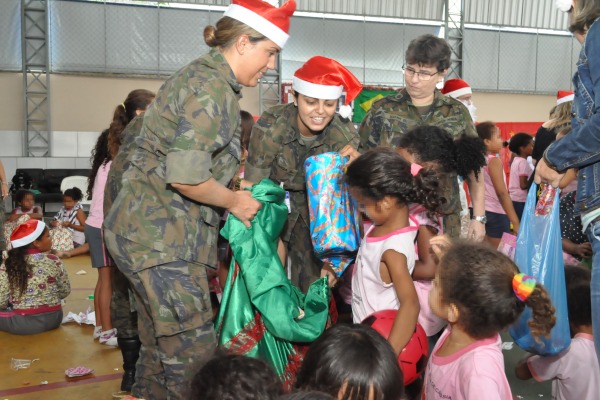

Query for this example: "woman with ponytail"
[0,219,70,334]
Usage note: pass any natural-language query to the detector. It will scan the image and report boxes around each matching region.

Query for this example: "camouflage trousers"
[286,220,323,293]
[104,230,216,400]
[111,267,138,339]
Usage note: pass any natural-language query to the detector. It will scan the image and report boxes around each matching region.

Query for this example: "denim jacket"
[546,18,600,214]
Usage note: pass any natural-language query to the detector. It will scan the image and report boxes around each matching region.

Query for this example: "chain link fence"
[0,0,582,93]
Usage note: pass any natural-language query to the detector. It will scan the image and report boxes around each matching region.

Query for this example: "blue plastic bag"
[304,152,361,277]
[508,183,571,356]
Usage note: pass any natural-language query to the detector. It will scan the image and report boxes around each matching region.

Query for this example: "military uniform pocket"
[138,260,211,337]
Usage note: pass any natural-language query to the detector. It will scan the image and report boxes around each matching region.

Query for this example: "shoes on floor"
[99,328,118,347]
[93,325,103,340]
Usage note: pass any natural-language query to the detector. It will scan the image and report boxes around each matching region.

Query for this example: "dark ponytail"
[344,147,445,214]
[453,134,487,180]
[524,285,557,341]
[107,89,155,158]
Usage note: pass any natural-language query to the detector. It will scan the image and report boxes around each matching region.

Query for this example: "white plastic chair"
[60,175,91,207]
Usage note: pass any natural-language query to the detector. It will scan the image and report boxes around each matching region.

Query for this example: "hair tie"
[513,273,536,302]
[121,102,126,112]
[410,163,423,176]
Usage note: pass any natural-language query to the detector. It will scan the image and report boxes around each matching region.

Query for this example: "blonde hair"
[546,101,572,131]
[204,16,266,49]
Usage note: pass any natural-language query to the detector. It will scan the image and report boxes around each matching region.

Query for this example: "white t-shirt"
[528,333,600,400]
[422,327,512,400]
[351,216,418,323]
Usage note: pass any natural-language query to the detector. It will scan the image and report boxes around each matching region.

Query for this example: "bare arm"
[381,249,420,355]
[412,225,438,280]
[489,158,520,233]
[66,208,87,232]
[515,354,534,380]
[519,175,529,190]
[171,178,261,228]
[466,168,486,241]
[0,161,8,198]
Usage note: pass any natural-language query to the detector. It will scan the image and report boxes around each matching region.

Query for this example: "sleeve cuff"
[166,149,213,184]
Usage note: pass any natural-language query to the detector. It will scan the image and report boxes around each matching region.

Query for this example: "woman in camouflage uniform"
[244,56,363,293]
[103,1,296,399]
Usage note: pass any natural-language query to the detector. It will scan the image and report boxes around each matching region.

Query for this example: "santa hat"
[441,78,472,99]
[555,0,573,13]
[224,0,296,48]
[292,56,363,105]
[557,90,574,105]
[10,219,46,249]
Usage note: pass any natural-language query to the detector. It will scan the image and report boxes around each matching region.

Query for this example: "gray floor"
[502,332,552,399]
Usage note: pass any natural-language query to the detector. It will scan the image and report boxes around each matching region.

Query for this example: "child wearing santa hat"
[441,78,477,122]
[244,55,363,292]
[0,219,70,335]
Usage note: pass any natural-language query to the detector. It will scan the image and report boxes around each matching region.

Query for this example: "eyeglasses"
[401,65,439,81]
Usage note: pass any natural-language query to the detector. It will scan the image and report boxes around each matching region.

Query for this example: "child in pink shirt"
[516,265,600,400]
[423,240,556,400]
[507,133,534,220]
[345,148,445,355]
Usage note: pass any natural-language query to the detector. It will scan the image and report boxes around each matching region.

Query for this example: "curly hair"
[189,350,282,400]
[4,227,47,298]
[438,241,556,340]
[14,189,35,205]
[63,187,83,202]
[87,129,110,199]
[508,132,534,156]
[344,147,446,213]
[397,126,486,180]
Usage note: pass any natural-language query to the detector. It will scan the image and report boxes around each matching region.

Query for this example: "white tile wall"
[51,131,79,157]
[46,157,76,169]
[77,131,101,158]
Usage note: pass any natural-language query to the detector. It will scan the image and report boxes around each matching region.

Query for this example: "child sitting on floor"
[50,187,89,258]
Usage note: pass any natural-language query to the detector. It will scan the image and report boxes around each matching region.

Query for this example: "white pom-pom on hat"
[555,0,573,12]
[338,104,353,119]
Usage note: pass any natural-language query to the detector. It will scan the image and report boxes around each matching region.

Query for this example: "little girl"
[477,121,521,248]
[396,126,486,345]
[0,219,71,334]
[344,148,444,355]
[508,132,534,220]
[8,190,43,222]
[423,239,556,399]
[51,187,88,258]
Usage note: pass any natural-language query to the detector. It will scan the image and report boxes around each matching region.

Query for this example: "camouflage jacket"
[358,88,477,216]
[358,88,477,150]
[245,103,359,240]
[104,48,242,268]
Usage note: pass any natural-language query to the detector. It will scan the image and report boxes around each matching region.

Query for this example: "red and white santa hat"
[557,90,574,105]
[292,56,363,105]
[224,0,296,48]
[441,78,472,99]
[10,219,46,249]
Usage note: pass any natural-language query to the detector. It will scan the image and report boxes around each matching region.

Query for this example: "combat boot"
[117,336,141,392]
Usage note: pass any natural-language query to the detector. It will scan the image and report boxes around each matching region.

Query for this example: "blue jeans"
[586,219,600,364]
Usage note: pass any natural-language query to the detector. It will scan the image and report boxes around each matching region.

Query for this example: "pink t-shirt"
[484,154,506,214]
[351,217,418,323]
[527,333,600,400]
[422,327,512,400]
[508,156,532,203]
[86,161,111,229]
[409,204,446,336]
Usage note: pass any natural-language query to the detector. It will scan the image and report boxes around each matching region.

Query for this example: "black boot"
[118,336,141,392]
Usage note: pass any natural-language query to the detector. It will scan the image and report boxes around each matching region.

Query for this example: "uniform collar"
[206,47,243,95]
[396,88,451,108]
[281,104,331,146]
